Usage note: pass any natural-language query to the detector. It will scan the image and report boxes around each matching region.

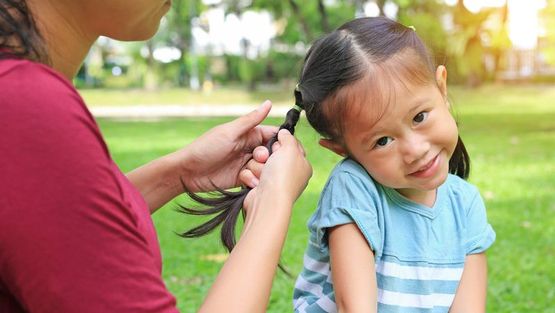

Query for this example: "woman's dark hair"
[0,0,48,63]
[179,16,469,257]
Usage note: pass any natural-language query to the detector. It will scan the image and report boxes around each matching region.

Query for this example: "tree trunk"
[144,40,157,90]
[317,0,330,33]
[376,0,386,16]
[492,1,509,79]
[288,0,313,41]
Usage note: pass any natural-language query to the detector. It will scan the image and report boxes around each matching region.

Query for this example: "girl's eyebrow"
[360,97,432,145]
[407,97,431,115]
[361,124,385,145]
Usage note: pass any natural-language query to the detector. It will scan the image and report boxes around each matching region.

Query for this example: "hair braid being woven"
[178,88,304,267]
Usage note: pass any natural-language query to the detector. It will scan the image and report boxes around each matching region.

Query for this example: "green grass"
[97,84,555,312]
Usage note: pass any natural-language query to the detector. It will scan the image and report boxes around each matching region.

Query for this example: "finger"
[277,128,295,146]
[297,141,306,156]
[228,100,272,135]
[252,146,269,163]
[245,158,264,178]
[271,141,282,153]
[239,168,260,188]
[255,125,280,143]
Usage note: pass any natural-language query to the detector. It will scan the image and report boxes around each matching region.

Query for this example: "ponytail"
[179,87,305,259]
[449,136,470,179]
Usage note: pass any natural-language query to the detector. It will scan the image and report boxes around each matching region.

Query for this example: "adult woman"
[0,0,312,312]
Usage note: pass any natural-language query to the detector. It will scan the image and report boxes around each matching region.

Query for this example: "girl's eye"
[374,136,393,148]
[413,111,428,124]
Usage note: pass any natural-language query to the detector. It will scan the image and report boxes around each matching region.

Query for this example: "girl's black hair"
[180,17,470,256]
[0,0,48,63]
[299,16,470,178]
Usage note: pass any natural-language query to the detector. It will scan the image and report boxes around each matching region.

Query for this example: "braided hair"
[178,88,304,256]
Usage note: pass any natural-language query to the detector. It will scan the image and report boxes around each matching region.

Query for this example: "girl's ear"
[319,138,348,157]
[436,65,448,97]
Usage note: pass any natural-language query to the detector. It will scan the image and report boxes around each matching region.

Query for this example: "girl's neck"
[396,188,437,208]
[27,0,97,81]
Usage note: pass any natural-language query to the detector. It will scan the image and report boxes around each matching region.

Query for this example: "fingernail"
[257,100,270,111]
[251,178,259,187]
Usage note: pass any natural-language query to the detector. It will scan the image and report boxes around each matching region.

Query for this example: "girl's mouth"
[409,154,440,178]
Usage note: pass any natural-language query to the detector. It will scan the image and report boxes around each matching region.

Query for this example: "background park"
[79,0,555,312]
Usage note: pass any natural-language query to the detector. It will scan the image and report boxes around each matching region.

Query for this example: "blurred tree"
[541,0,555,66]
[167,0,204,86]
[449,0,494,87]
[489,1,511,80]
[317,0,331,32]
[395,0,449,66]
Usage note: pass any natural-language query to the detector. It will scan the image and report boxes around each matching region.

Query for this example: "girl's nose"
[401,134,430,165]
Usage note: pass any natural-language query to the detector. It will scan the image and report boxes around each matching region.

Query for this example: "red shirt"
[0,59,178,313]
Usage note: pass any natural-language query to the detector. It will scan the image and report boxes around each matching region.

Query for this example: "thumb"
[229,100,272,134]
[277,128,295,146]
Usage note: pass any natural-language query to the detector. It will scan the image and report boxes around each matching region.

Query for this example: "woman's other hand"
[243,129,312,217]
[176,100,277,192]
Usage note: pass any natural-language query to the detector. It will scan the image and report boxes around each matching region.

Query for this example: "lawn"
[96,84,555,312]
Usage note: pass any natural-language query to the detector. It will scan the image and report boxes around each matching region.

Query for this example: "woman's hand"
[243,129,312,218]
[176,100,277,192]
[199,129,311,313]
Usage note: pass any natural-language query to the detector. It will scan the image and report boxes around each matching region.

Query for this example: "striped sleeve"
[293,162,383,313]
[309,169,383,256]
[293,242,337,313]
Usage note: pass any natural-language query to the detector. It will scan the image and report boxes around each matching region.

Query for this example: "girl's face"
[323,66,458,205]
[64,0,172,40]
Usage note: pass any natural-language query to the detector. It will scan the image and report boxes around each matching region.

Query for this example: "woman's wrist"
[172,146,203,193]
[127,152,184,212]
[243,184,294,232]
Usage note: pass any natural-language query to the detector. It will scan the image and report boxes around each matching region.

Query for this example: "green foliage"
[541,0,555,65]
[265,50,303,81]
[397,11,448,62]
[97,85,555,312]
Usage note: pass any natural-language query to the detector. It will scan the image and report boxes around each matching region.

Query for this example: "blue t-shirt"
[293,159,495,313]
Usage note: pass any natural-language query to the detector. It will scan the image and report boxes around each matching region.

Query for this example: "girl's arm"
[449,253,488,313]
[329,223,378,313]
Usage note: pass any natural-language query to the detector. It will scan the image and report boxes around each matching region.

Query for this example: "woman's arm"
[198,129,312,313]
[329,223,377,313]
[449,253,488,313]
[126,152,183,213]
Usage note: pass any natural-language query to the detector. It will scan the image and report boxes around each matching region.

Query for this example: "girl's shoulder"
[330,158,375,181]
[443,174,481,199]
[317,158,383,212]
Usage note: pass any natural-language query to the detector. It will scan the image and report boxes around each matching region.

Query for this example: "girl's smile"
[407,152,440,178]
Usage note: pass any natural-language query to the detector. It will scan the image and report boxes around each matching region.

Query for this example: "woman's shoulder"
[0,58,82,104]
[0,58,92,123]
[0,57,72,83]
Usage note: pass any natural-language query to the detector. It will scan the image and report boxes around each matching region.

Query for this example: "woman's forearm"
[126,152,183,213]
[199,189,293,313]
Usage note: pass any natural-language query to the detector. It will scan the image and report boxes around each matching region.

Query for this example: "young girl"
[289,17,496,312]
